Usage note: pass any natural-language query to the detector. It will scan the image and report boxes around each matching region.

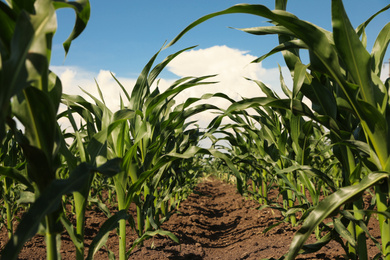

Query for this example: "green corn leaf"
[24,88,56,148]
[129,48,163,111]
[1,158,120,259]
[53,0,90,57]
[111,72,131,102]
[333,218,356,247]
[246,78,278,99]
[95,78,106,104]
[275,0,287,10]
[12,87,57,163]
[356,4,390,37]
[167,4,287,48]
[80,86,108,114]
[16,191,35,204]
[145,75,217,118]
[0,165,33,189]
[250,39,307,64]
[279,64,292,98]
[302,77,338,120]
[292,62,308,99]
[127,229,179,257]
[167,2,366,119]
[340,210,382,252]
[0,2,16,56]
[357,99,388,169]
[233,25,294,37]
[290,115,301,156]
[286,172,389,260]
[95,157,122,177]
[371,22,390,77]
[225,98,316,123]
[1,162,93,259]
[88,197,111,218]
[87,210,129,260]
[298,171,317,204]
[67,106,88,162]
[1,10,33,116]
[148,45,196,86]
[7,0,35,15]
[301,231,334,254]
[338,140,381,170]
[332,0,377,106]
[62,93,103,120]
[275,172,306,201]
[60,214,84,252]
[86,129,108,165]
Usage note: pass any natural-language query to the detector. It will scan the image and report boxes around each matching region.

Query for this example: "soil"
[0,177,382,259]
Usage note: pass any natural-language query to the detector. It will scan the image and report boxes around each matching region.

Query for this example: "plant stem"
[73,191,86,260]
[118,218,127,260]
[287,173,296,227]
[144,184,152,232]
[45,216,58,260]
[4,178,13,239]
[347,216,357,259]
[353,198,367,260]
[261,170,267,205]
[376,182,390,260]
[5,200,12,239]
[114,172,128,260]
[137,204,144,237]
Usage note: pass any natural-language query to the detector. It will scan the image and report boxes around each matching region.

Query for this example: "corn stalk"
[167,0,390,258]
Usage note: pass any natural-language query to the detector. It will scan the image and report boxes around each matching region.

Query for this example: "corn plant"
[0,1,119,259]
[210,92,338,231]
[167,0,390,259]
[113,48,228,258]
[61,45,231,259]
[0,130,30,239]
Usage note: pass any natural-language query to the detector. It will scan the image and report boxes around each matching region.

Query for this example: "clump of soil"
[0,177,381,259]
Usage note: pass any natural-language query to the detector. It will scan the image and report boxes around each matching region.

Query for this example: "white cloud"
[51,66,136,112]
[51,46,293,142]
[165,45,286,100]
[381,63,389,82]
[50,47,390,149]
[159,45,292,128]
[50,66,136,133]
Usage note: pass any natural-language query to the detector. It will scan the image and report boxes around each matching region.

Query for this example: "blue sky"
[50,1,390,129]
[52,1,389,75]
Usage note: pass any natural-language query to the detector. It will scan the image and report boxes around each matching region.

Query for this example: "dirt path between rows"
[2,177,381,259]
[129,177,381,260]
[130,178,347,260]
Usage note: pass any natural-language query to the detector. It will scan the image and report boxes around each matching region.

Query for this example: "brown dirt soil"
[0,177,382,259]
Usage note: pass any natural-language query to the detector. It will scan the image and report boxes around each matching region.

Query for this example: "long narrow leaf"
[286,172,389,260]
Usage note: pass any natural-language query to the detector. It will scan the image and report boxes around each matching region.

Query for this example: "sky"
[50,1,390,132]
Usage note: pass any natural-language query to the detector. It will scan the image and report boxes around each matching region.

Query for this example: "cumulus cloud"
[158,45,291,128]
[165,45,287,100]
[51,66,137,132]
[50,47,390,149]
[51,66,136,112]
[382,63,389,82]
[51,46,293,137]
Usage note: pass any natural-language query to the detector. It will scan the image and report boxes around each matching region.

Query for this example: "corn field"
[1,0,389,259]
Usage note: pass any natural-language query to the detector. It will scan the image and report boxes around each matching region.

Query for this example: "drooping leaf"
[286,172,389,260]
[332,0,378,107]
[0,166,33,189]
[53,0,91,57]
[87,210,129,260]
[371,22,390,77]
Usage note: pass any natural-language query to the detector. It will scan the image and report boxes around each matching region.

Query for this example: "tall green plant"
[62,45,228,259]
[167,0,390,259]
[0,1,92,259]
